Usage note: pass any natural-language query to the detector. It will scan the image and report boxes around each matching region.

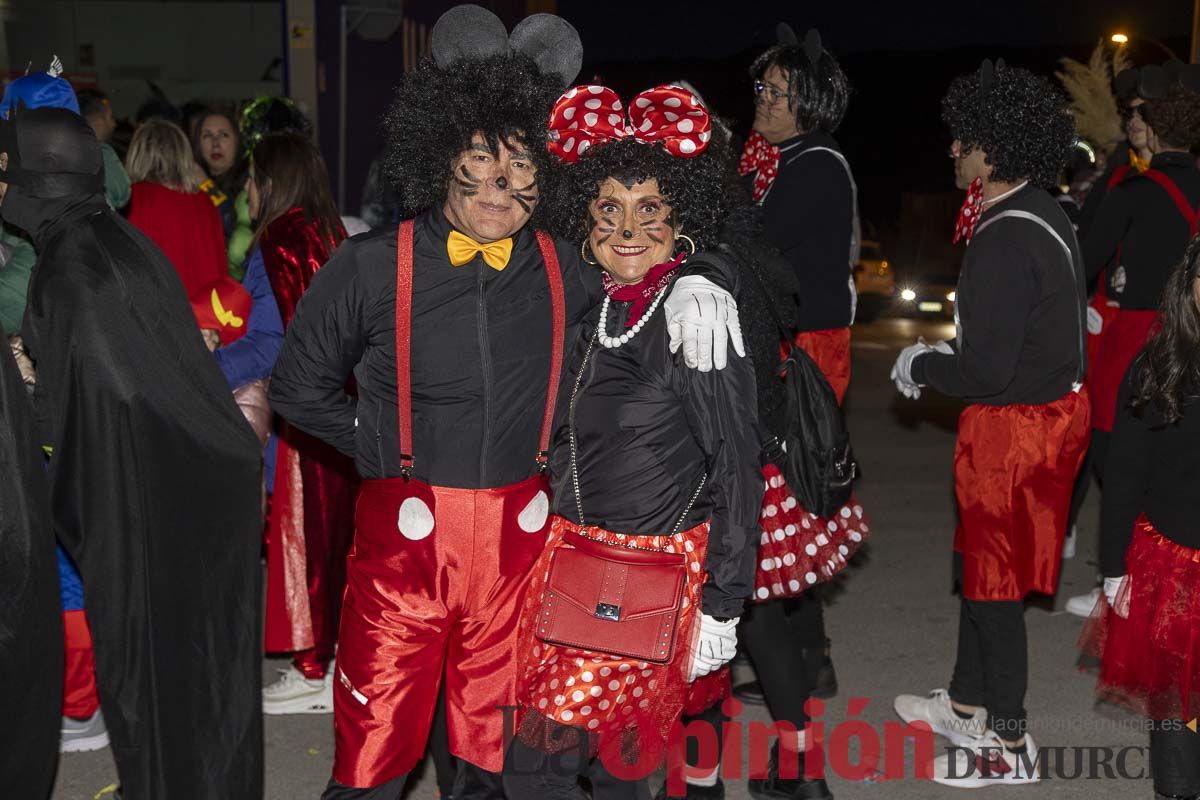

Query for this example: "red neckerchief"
[953,176,985,244]
[738,131,781,202]
[601,252,687,328]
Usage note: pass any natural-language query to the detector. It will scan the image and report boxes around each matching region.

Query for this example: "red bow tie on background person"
[953,176,985,244]
[738,131,781,202]
[601,252,687,328]
[547,84,712,163]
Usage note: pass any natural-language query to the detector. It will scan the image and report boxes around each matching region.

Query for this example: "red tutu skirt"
[1080,516,1200,721]
[753,463,869,602]
[515,516,710,761]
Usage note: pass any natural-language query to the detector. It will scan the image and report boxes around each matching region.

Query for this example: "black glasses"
[1119,104,1144,123]
[753,80,788,105]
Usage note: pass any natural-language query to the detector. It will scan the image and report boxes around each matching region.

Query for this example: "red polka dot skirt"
[754,463,869,602]
[515,515,710,759]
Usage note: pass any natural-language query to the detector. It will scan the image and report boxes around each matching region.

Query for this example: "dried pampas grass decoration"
[1057,40,1131,156]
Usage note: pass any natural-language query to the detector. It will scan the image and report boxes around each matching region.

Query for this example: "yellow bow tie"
[447,230,514,271]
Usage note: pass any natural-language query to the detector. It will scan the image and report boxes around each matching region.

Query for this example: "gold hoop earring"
[581,239,598,265]
[676,234,697,257]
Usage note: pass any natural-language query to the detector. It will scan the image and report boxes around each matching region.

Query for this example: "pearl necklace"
[597,288,666,349]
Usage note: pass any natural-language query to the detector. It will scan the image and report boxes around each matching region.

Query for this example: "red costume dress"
[258,208,358,679]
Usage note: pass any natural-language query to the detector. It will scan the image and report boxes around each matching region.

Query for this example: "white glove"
[1103,576,1129,619]
[929,339,955,355]
[688,614,739,682]
[1086,306,1103,335]
[890,342,931,399]
[664,276,747,373]
[1111,266,1127,294]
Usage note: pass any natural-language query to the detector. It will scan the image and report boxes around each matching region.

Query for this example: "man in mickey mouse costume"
[268,6,746,798]
[890,60,1089,788]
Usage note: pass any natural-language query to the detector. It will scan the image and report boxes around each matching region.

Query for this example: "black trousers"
[1151,723,1200,797]
[947,597,1027,739]
[321,760,503,800]
[1067,430,1108,535]
[502,730,649,800]
[740,593,825,730]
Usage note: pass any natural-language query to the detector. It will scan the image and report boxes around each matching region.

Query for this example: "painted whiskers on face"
[444,135,540,243]
[588,177,677,284]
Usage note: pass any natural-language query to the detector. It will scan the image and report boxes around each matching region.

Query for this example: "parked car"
[896,272,958,319]
[853,239,895,322]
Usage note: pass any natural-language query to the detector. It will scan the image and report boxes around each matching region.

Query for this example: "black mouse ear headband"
[1114,61,1200,101]
[978,57,1006,94]
[775,23,823,67]
[430,4,583,90]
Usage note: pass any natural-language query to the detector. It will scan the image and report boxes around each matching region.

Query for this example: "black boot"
[747,743,832,800]
[654,778,726,800]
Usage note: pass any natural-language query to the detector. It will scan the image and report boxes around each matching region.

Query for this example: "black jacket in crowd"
[1083,151,1200,311]
[912,185,1086,405]
[754,131,856,333]
[1101,364,1200,577]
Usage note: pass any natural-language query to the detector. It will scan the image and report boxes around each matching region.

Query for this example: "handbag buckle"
[594,603,621,621]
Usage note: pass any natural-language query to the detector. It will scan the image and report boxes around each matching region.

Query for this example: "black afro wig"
[543,134,732,253]
[1143,85,1200,150]
[383,53,564,221]
[750,42,850,134]
[942,63,1074,187]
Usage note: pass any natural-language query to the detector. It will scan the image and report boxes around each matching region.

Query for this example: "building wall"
[5,0,283,120]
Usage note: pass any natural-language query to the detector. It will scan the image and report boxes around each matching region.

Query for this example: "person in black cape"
[0,321,61,799]
[1,105,263,799]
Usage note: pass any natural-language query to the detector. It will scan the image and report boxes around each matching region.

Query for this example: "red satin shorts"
[331,474,550,787]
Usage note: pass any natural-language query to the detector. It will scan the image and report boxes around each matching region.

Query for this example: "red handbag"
[537,531,687,663]
[535,331,706,664]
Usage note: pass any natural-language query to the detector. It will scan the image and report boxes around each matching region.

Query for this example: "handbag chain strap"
[567,329,707,553]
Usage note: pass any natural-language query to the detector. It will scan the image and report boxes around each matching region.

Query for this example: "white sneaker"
[1062,525,1077,560]
[932,731,1041,788]
[61,711,110,753]
[262,665,333,715]
[1065,587,1101,618]
[894,689,986,747]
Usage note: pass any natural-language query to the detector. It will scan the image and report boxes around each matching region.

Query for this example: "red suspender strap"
[1106,163,1131,191]
[534,230,566,471]
[394,220,415,478]
[1142,169,1200,236]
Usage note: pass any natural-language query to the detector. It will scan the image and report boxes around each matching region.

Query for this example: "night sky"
[552,0,1193,274]
[559,0,1191,62]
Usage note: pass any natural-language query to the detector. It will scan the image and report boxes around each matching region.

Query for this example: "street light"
[1109,31,1180,61]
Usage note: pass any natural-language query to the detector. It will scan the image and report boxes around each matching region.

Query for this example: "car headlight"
[900,288,917,302]
[946,290,956,303]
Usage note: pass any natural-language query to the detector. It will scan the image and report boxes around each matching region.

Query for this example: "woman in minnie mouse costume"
[502,82,761,799]
[718,26,866,800]
[269,7,747,798]
[891,60,1089,789]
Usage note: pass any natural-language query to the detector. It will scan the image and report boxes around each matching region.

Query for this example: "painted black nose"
[622,229,634,240]
[495,177,508,189]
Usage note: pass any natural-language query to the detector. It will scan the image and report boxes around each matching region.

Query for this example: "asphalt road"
[52,317,1155,800]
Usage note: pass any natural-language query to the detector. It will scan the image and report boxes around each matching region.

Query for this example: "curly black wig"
[383,53,564,220]
[941,63,1074,187]
[750,43,850,134]
[1142,85,1200,150]
[543,134,732,252]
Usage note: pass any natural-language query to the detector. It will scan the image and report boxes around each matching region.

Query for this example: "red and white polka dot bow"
[953,176,985,244]
[738,131,781,202]
[547,84,712,163]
